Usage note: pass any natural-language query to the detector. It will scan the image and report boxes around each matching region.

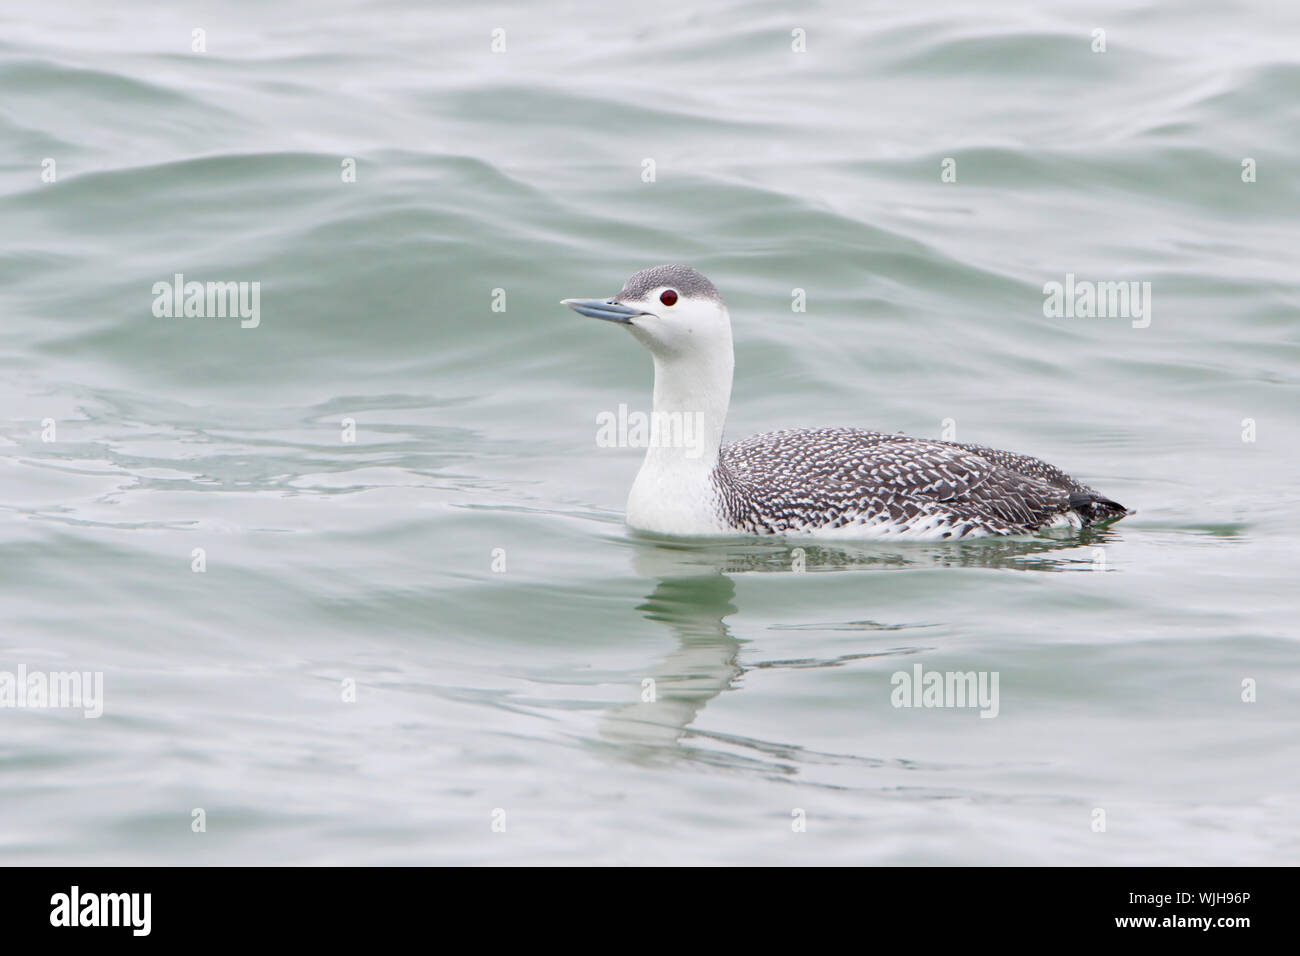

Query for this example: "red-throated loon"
[563,264,1129,539]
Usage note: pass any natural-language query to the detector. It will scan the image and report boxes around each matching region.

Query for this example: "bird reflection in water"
[599,528,1120,767]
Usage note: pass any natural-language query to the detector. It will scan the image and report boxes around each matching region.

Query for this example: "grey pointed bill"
[561,297,646,325]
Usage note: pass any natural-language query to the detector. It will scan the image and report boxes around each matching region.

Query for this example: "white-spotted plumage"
[564,265,1129,539]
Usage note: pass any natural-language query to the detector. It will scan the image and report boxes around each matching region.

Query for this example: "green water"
[1,0,1297,864]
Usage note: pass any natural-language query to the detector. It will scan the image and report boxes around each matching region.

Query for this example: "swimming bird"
[563,265,1129,539]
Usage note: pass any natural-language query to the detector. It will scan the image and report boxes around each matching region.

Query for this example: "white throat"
[625,316,734,535]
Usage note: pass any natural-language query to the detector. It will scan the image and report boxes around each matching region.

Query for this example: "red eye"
[660,289,678,306]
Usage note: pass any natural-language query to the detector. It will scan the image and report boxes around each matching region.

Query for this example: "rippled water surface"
[2,0,1298,864]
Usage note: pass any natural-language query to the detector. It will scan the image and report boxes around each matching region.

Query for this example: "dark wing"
[951,441,1128,523]
[947,442,1088,493]
[718,427,1089,535]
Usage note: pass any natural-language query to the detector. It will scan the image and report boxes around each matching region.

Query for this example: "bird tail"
[1068,491,1131,526]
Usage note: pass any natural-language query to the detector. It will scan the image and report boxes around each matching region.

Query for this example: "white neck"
[625,323,734,535]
